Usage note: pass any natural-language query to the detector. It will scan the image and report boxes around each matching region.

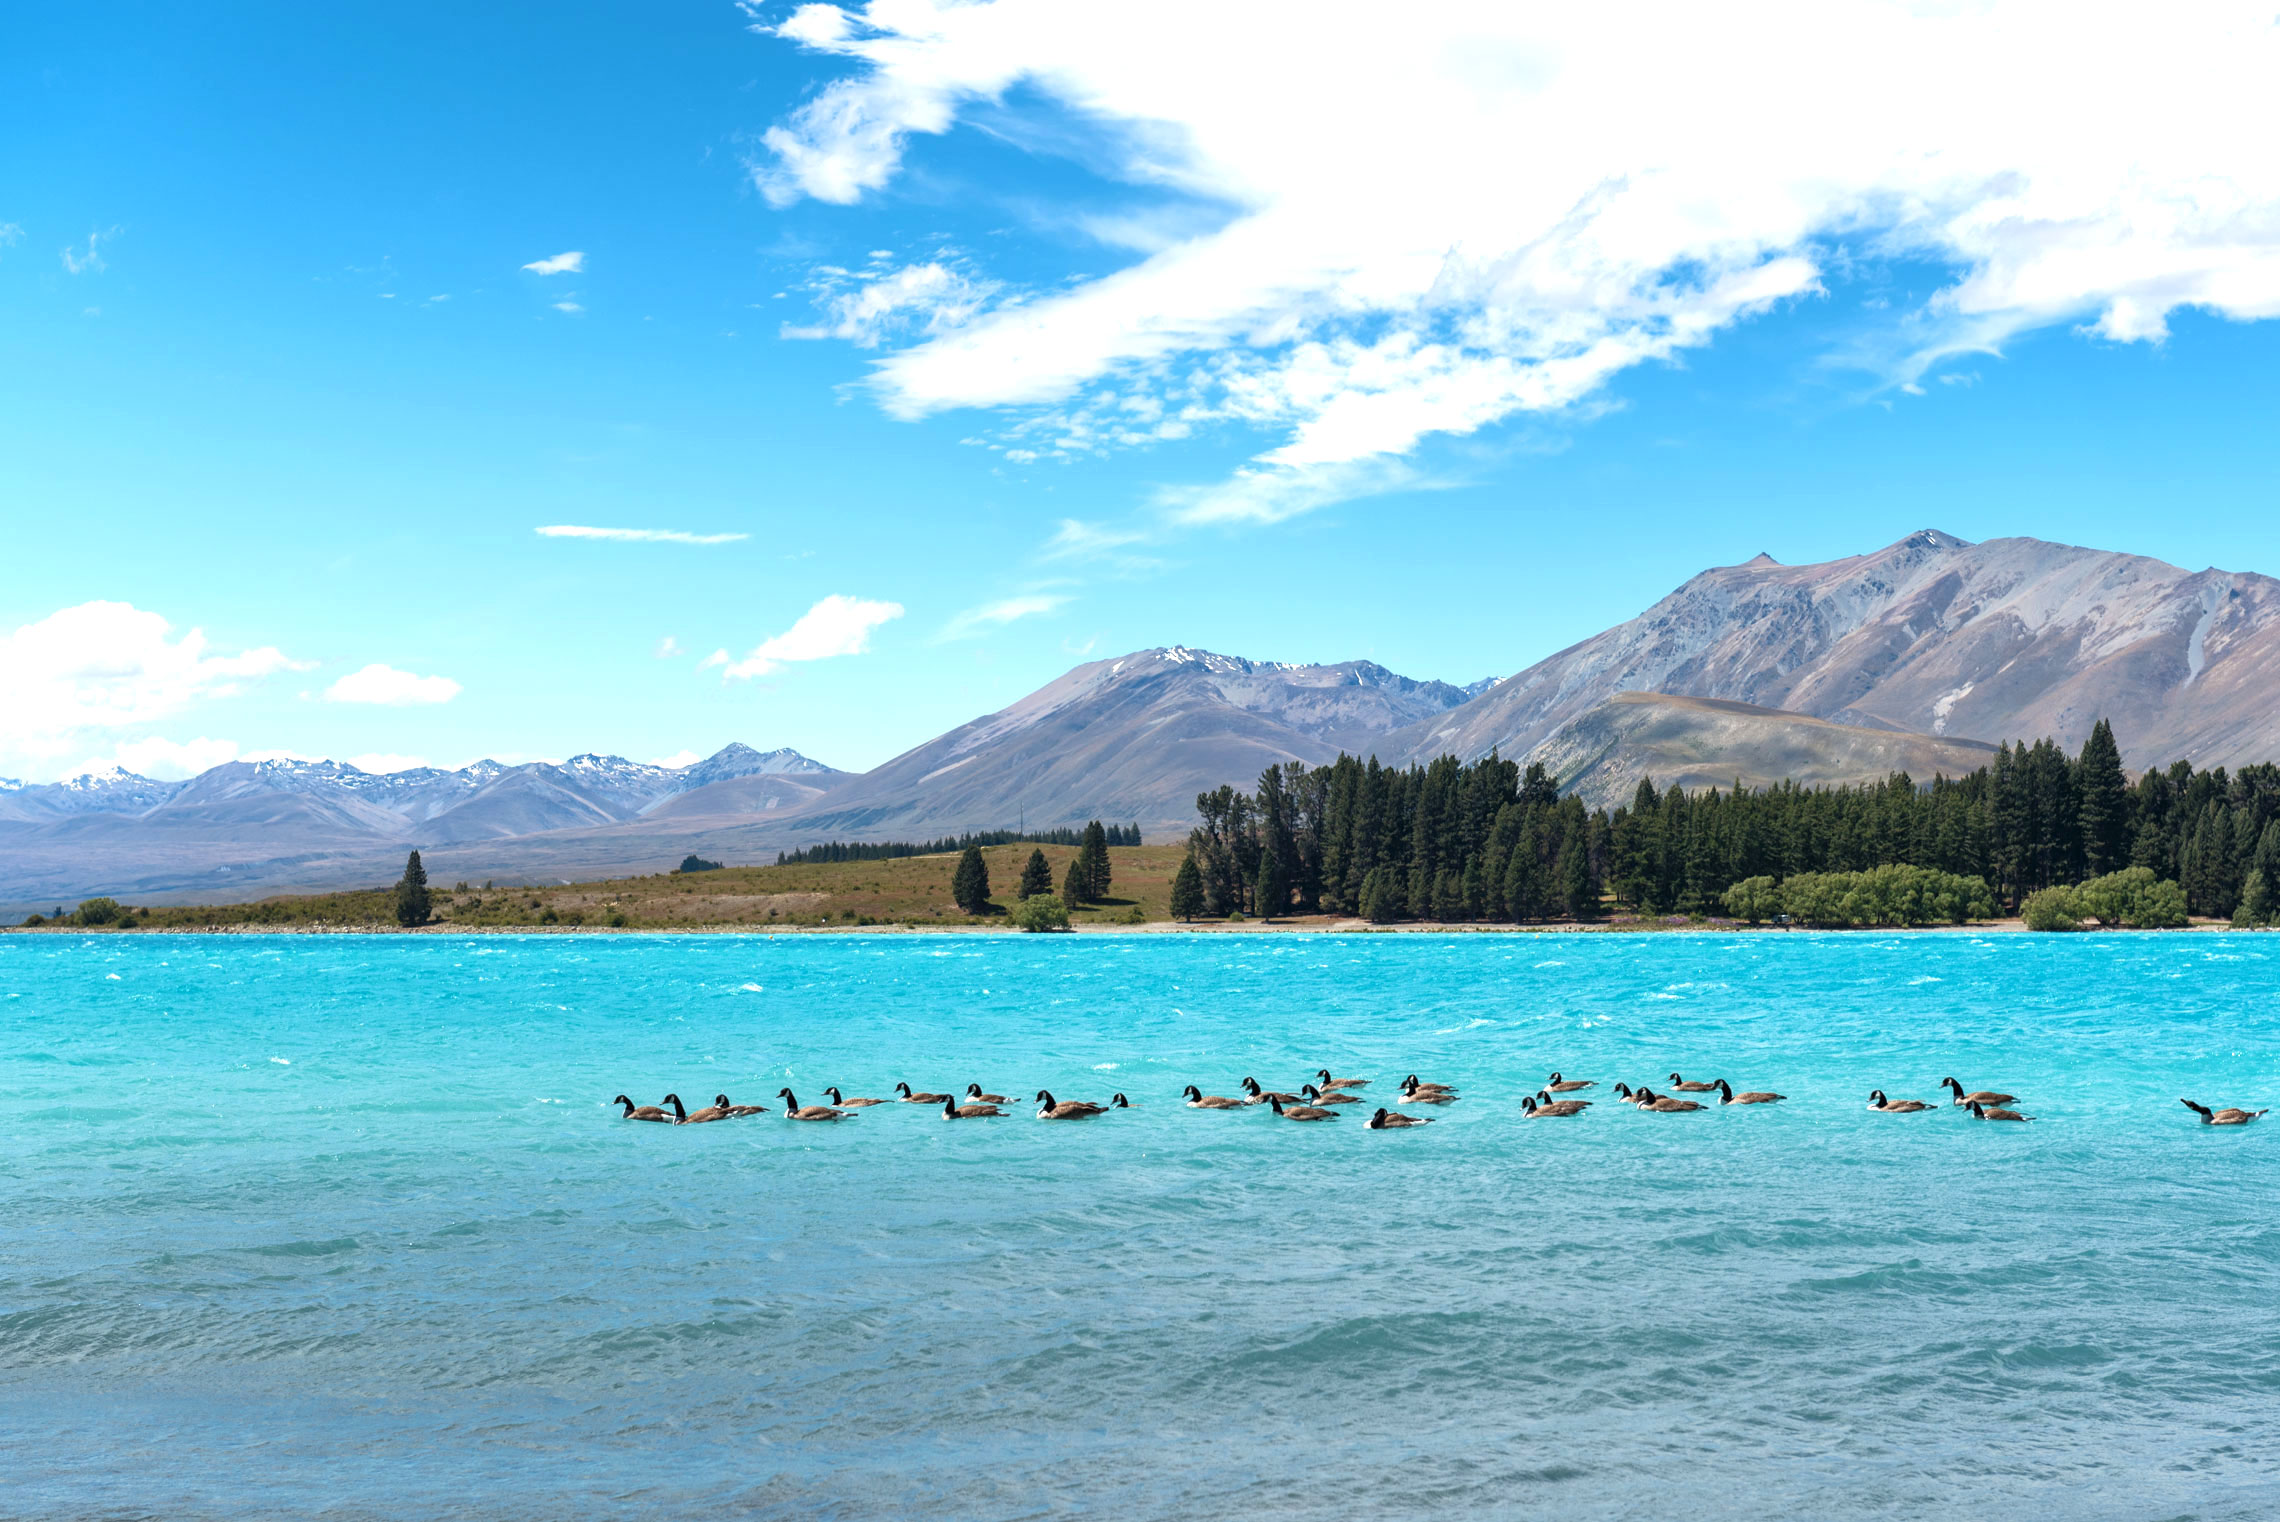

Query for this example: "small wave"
[105,973,122,981]
[1907,976,1943,984]
[739,983,764,992]
[1092,1062,1118,1071]
[270,1057,290,1065]
[1535,960,1566,968]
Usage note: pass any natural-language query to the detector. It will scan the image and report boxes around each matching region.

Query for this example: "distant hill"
[1534,693,2000,809]
[1393,530,2280,772]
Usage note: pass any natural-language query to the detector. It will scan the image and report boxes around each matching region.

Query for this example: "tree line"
[1178,717,2280,925]
[779,824,1140,866]
[950,821,1118,917]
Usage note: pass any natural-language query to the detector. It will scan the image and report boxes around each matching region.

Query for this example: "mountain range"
[9,529,2280,911]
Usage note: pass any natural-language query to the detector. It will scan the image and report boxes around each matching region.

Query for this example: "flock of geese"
[612,1071,2271,1128]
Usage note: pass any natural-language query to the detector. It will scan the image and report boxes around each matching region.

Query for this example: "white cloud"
[655,635,683,659]
[650,749,704,769]
[537,524,749,545]
[523,251,585,275]
[0,601,307,779]
[784,258,1000,348]
[324,664,462,706]
[346,752,435,775]
[721,594,904,679]
[61,229,113,275]
[757,0,2280,516]
[698,648,730,669]
[937,592,1072,641]
[0,222,23,255]
[553,300,585,315]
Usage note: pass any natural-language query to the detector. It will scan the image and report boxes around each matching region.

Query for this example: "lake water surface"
[3,930,2276,1519]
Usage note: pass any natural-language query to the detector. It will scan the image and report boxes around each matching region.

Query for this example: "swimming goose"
[714,1093,769,1117]
[1544,1072,1595,1093]
[1666,1072,1718,1093]
[1403,1074,1458,1094]
[613,1094,672,1122]
[1396,1083,1458,1105]
[1965,1100,2031,1122]
[1035,1089,1106,1119]
[1182,1084,1244,1109]
[1941,1078,2017,1108]
[1240,1077,1303,1105]
[1714,1079,1784,1106]
[823,1087,885,1108]
[966,1083,1013,1105]
[1366,1107,1432,1128]
[1109,1093,1132,1108]
[1315,1069,1370,1090]
[775,1088,853,1121]
[1868,1090,1934,1113]
[1300,1084,1361,1106]
[894,1082,950,1104]
[942,1096,1003,1119]
[1632,1087,1706,1113]
[1266,1094,1339,1121]
[1611,1083,1641,1103]
[2181,1099,2267,1125]
[679,1096,731,1123]
[1535,1088,1591,1109]
[1521,1095,1589,1118]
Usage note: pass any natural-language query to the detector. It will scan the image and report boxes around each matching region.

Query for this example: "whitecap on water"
[270,1057,290,1065]
[1908,976,1943,985]
[105,973,121,981]
[1092,1062,1118,1071]
[1535,961,1566,969]
[739,983,764,992]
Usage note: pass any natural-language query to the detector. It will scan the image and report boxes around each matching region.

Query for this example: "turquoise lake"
[2,930,2276,1519]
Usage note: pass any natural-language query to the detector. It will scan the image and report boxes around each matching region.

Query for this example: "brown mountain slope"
[1393,530,2280,772]
[1535,693,2000,810]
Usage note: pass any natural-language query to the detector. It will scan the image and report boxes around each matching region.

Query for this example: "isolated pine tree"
[394,850,431,927]
[1079,820,1112,901]
[1018,848,1053,900]
[1062,855,1089,906]
[952,846,991,915]
[1169,855,1205,922]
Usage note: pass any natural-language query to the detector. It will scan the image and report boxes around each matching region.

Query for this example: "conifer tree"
[1079,819,1112,901]
[1169,855,1205,922]
[2076,718,2128,875]
[1063,855,1089,906]
[952,846,991,915]
[394,850,432,927]
[1017,848,1053,900]
[1255,851,1290,920]
[1558,831,1595,919]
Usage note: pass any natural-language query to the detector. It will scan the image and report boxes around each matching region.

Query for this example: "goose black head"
[1404,1074,1421,1086]
[1547,1072,1563,1084]
[1302,1084,1321,1099]
[1183,1085,1202,1100]
[1110,1093,1129,1107]
[1714,1079,1733,1097]
[777,1088,798,1106]
[1521,1096,1538,1114]
[895,1082,913,1097]
[611,1094,633,1107]
[1941,1077,1964,1093]
[1241,1076,1261,1093]
[967,1084,985,1098]
[716,1094,732,1108]
[1036,1090,1055,1107]
[1967,1101,1986,1117]
[1613,1083,1633,1098]
[825,1087,843,1102]
[941,1097,958,1116]
[1318,1069,1334,1083]
[1369,1108,1390,1126]
[1267,1095,1286,1114]
[1669,1072,1684,1083]
[1869,1090,1887,1105]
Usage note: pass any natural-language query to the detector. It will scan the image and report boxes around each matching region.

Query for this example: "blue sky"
[6,2,2280,783]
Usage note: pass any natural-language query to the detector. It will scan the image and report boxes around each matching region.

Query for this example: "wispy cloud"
[783,254,1000,350]
[523,250,585,275]
[1041,518,1149,561]
[537,525,749,545]
[324,664,462,706]
[552,300,585,315]
[756,0,2280,521]
[722,594,903,680]
[654,636,683,659]
[936,592,1071,642]
[61,228,114,275]
[0,223,23,257]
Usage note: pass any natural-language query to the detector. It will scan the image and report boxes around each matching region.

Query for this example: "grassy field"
[39,845,1198,931]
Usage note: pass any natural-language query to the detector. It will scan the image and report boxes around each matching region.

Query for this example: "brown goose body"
[680,1098,731,1124]
[1868,1090,1934,1113]
[1966,1101,2031,1122]
[1398,1083,1458,1105]
[894,1083,950,1104]
[1267,1095,1339,1122]
[1714,1080,1784,1106]
[942,1097,1003,1119]
[1240,1078,1302,1105]
[1366,1107,1431,1128]
[1544,1072,1594,1093]
[1034,1090,1106,1119]
[2182,1099,2266,1125]
[776,1088,853,1121]
[1632,1088,1705,1113]
[1300,1084,1360,1105]
[1183,1085,1244,1109]
[613,1094,672,1123]
[1403,1074,1458,1094]
[965,1084,1012,1105]
[1666,1073,1718,1093]
[1522,1095,1589,1118]
[824,1088,886,1108]
[713,1093,769,1117]
[1942,1078,2017,1108]
[1315,1069,1370,1090]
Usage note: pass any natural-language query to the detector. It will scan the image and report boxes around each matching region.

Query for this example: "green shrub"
[1121,904,1145,924]
[606,911,628,928]
[1009,893,1071,932]
[21,913,45,927]
[1778,866,1995,927]
[2073,866,2190,929]
[1721,876,1781,923]
[2021,886,2082,931]
[75,897,123,927]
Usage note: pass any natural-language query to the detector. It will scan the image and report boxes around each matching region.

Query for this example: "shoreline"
[4,916,2253,937]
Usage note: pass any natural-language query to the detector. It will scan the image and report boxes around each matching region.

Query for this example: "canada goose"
[894,1082,950,1104]
[1611,1082,1640,1102]
[1402,1074,1458,1094]
[714,1093,769,1117]
[1941,1078,2017,1108]
[679,1096,731,1123]
[1300,1084,1361,1105]
[1035,1089,1106,1119]
[1315,1069,1370,1090]
[661,1094,690,1123]
[1868,1090,1934,1113]
[1966,1100,2031,1122]
[2181,1099,2267,1125]
[1266,1094,1339,1121]
[1667,1073,1717,1093]
[1367,1107,1431,1128]
[1535,1088,1591,1109]
[823,1087,885,1108]
[1109,1093,1132,1108]
[612,1094,671,1122]
[1397,1084,1458,1105]
[775,1088,852,1122]
[942,1096,1003,1119]
[1632,1087,1705,1113]
[1545,1072,1594,1093]
[1240,1077,1302,1105]
[1713,1079,1784,1106]
[1521,1095,1588,1118]
[1182,1084,1244,1109]
[966,1083,1012,1105]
